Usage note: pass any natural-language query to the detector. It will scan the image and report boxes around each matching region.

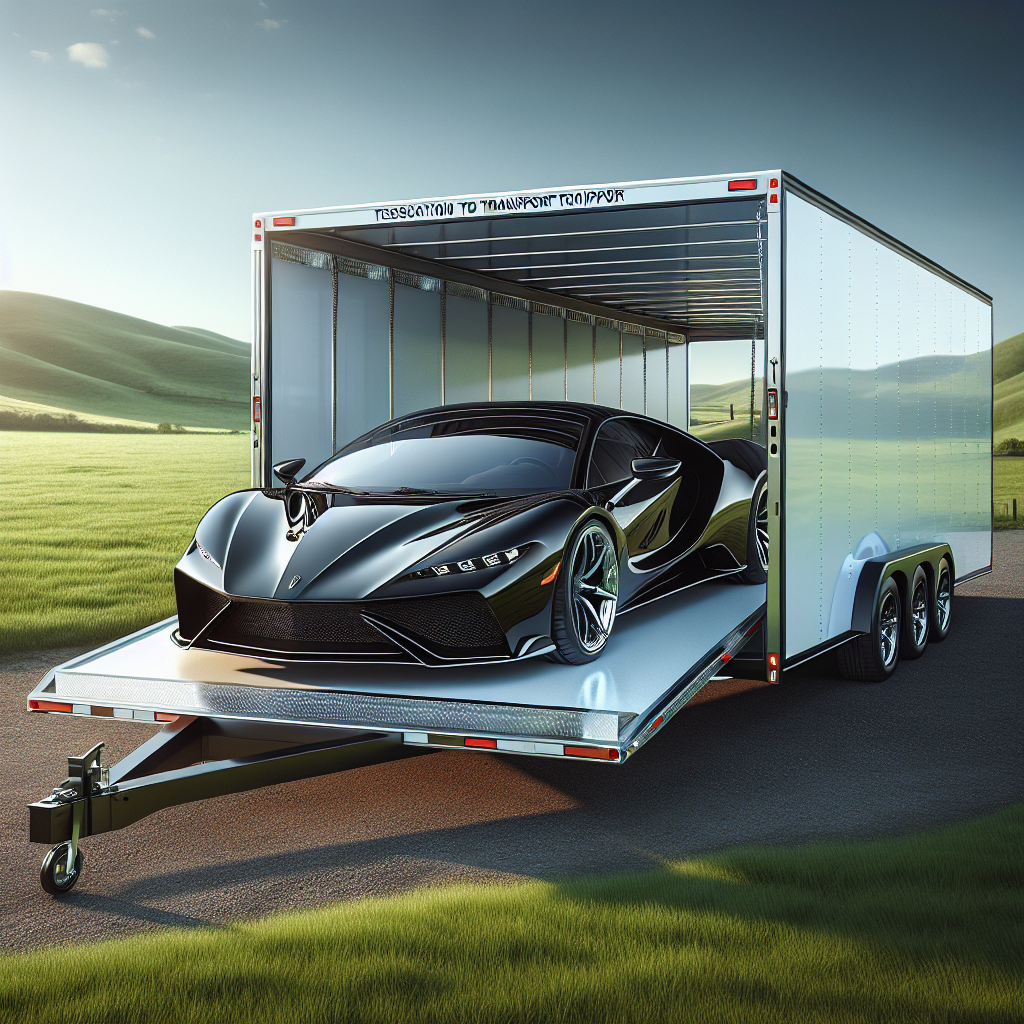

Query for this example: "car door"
[586,417,682,561]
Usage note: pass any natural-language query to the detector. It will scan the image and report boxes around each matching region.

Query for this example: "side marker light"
[254,233,262,241]
[465,737,497,749]
[768,651,780,684]
[29,700,73,712]
[541,561,560,586]
[272,217,295,226]
[769,177,779,189]
[728,179,757,191]
[565,746,619,760]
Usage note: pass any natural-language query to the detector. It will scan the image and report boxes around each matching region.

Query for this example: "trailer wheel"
[837,576,901,682]
[900,565,930,659]
[929,556,953,643]
[550,521,619,664]
[40,842,83,896]
[734,476,768,584]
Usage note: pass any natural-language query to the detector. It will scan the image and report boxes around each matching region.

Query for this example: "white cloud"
[137,27,156,39]
[67,42,110,69]
[259,19,285,29]
[30,50,52,62]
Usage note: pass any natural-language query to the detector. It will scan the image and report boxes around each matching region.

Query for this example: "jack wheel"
[40,842,83,896]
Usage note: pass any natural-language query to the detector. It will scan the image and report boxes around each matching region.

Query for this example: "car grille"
[174,570,509,661]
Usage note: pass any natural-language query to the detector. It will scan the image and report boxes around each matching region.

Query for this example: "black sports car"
[173,402,768,666]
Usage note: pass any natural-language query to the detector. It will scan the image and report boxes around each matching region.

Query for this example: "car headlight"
[403,546,524,581]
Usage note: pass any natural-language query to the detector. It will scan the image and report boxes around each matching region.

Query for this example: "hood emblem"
[288,575,302,589]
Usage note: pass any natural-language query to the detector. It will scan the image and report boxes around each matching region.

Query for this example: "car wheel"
[734,476,768,584]
[837,575,901,682]
[900,565,929,659]
[929,556,953,643]
[550,521,619,664]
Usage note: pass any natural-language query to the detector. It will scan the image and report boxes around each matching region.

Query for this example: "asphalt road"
[1,531,1020,954]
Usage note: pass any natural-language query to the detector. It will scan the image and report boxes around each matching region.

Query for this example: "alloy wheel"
[569,525,619,653]
[936,568,951,631]
[755,485,769,570]
[911,581,928,646]
[879,589,899,667]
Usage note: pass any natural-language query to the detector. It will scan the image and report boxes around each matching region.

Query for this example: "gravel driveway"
[1,531,1020,954]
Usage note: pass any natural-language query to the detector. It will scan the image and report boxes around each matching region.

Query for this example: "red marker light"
[768,651,780,684]
[767,389,779,420]
[721,652,731,663]
[254,219,261,228]
[155,712,178,722]
[565,746,619,760]
[769,193,778,204]
[465,737,497,748]
[254,233,262,241]
[273,217,295,227]
[29,700,73,712]
[728,178,757,191]
[769,178,779,189]
[652,715,664,730]
[253,397,261,423]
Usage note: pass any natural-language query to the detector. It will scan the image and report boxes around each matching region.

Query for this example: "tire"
[900,565,929,659]
[734,476,768,584]
[929,556,953,643]
[550,521,619,664]
[837,576,901,682]
[40,842,83,896]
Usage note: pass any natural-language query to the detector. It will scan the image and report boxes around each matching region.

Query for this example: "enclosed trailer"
[27,171,992,893]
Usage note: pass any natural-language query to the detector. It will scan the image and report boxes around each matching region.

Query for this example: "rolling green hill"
[993,332,1023,443]
[0,291,249,429]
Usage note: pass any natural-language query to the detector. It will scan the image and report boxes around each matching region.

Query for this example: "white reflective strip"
[72,705,91,716]
[496,740,534,753]
[133,710,156,722]
[404,732,429,745]
[113,708,133,719]
[534,742,564,756]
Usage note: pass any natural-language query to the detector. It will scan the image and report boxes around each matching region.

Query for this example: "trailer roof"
[257,170,990,338]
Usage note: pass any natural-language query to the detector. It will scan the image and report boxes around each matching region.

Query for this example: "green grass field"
[0,432,250,654]
[0,805,1019,1023]
[994,456,1024,528]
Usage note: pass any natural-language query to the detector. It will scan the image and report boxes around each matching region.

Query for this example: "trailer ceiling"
[322,198,765,340]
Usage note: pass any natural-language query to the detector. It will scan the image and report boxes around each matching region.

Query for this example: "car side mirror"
[631,457,681,481]
[273,458,306,484]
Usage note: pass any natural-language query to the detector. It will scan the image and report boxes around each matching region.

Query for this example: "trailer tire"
[837,576,901,682]
[734,476,768,584]
[900,565,930,659]
[549,521,619,664]
[40,842,83,896]
[929,556,953,643]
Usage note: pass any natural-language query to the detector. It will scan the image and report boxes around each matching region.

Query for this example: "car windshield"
[306,433,577,495]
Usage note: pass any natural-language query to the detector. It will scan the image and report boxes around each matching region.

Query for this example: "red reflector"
[769,193,778,204]
[273,217,295,227]
[728,178,757,191]
[30,700,73,712]
[768,652,780,668]
[652,715,664,730]
[465,737,497,748]
[541,561,560,586]
[253,396,262,423]
[154,712,178,722]
[254,219,262,228]
[769,177,779,189]
[565,746,619,760]
[721,652,732,663]
[254,233,262,241]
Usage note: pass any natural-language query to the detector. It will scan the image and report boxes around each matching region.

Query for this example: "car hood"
[208,490,556,601]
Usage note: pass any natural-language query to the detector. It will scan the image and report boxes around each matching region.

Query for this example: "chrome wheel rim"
[936,568,951,630]
[52,844,78,889]
[912,581,928,646]
[755,485,769,570]
[570,525,619,653]
[879,590,899,667]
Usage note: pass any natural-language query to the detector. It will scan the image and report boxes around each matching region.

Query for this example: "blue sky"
[1,0,1020,342]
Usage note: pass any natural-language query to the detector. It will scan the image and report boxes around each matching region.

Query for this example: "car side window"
[587,419,660,488]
